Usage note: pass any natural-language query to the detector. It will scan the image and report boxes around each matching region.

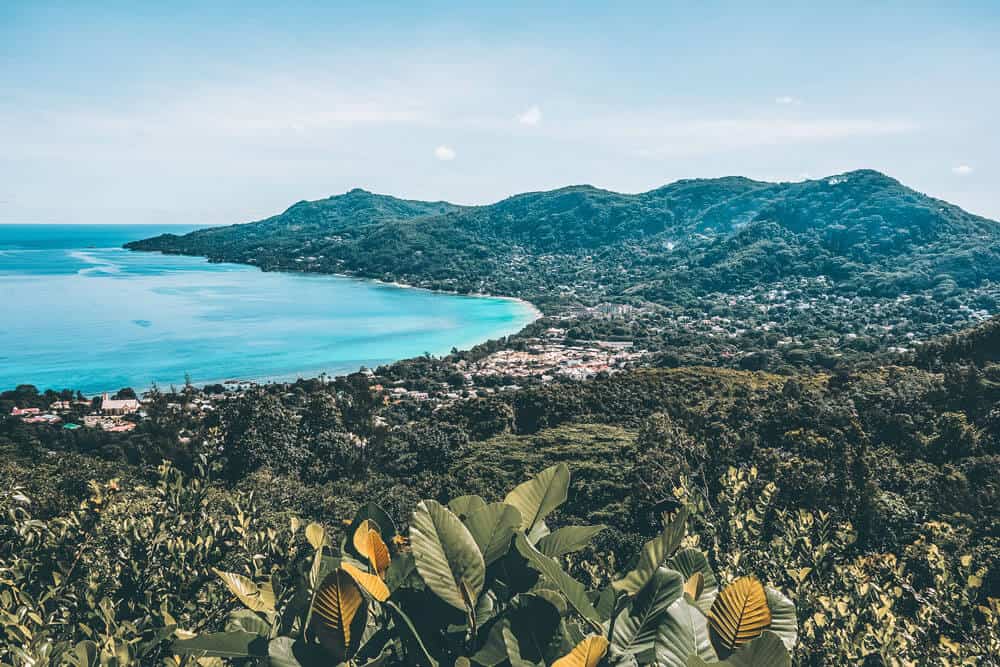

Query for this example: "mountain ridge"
[127,169,1000,353]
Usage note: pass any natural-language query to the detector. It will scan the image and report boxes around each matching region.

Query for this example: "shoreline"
[2,244,543,395]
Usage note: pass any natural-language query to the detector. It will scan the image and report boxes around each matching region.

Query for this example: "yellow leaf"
[707,576,771,659]
[552,635,609,667]
[353,520,391,577]
[310,569,368,662]
[305,522,326,550]
[684,572,705,601]
[341,561,390,602]
[960,554,972,568]
[786,567,811,585]
[968,575,983,589]
[939,636,961,655]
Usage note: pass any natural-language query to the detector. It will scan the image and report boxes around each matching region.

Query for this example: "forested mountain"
[130,170,1000,283]
[139,187,460,261]
[129,170,1000,366]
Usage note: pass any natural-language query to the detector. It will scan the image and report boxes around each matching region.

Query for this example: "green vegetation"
[4,322,1000,663]
[3,463,807,665]
[4,171,1000,663]
[127,170,1000,366]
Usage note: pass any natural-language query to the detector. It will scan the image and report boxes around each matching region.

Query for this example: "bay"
[0,224,538,393]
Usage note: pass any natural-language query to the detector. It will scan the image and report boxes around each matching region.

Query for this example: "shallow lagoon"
[0,225,538,393]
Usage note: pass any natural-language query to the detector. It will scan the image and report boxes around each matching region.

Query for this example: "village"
[6,387,245,433]
[6,334,649,430]
[459,331,645,383]
[10,392,145,432]
[371,333,647,406]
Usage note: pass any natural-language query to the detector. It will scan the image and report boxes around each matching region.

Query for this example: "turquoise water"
[0,225,538,393]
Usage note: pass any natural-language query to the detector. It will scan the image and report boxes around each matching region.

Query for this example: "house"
[11,407,41,416]
[100,393,140,415]
[24,414,61,424]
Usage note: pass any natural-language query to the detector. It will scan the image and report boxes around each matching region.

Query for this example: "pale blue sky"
[2,1,998,224]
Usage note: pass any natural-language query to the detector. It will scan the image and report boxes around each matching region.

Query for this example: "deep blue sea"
[0,225,538,393]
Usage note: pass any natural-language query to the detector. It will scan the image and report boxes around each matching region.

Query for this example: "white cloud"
[952,164,974,175]
[434,145,456,161]
[775,96,802,105]
[517,105,543,126]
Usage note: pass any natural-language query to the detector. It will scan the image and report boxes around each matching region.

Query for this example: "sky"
[1,1,998,225]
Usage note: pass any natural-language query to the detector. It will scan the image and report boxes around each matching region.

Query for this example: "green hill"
[128,170,1000,289]
[127,170,1000,362]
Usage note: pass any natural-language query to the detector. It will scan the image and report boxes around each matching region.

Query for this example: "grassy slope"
[452,422,636,526]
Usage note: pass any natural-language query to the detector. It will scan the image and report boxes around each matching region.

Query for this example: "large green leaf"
[491,548,541,598]
[504,464,570,532]
[505,595,567,665]
[610,566,683,657]
[686,630,791,667]
[765,587,797,652]
[464,502,522,566]
[410,500,486,612]
[502,625,544,667]
[667,548,719,614]
[212,568,276,613]
[514,533,602,630]
[526,519,551,545]
[449,494,488,518]
[612,508,689,595]
[172,630,268,658]
[654,597,714,667]
[266,637,301,667]
[224,609,273,638]
[267,637,328,667]
[471,619,513,667]
[385,600,439,667]
[537,525,606,558]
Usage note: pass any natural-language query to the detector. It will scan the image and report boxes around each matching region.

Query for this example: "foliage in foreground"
[1,461,995,665]
[169,463,798,666]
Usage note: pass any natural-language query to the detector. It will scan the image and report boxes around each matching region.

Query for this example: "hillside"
[129,170,1000,280]
[128,170,1000,368]
[135,188,460,261]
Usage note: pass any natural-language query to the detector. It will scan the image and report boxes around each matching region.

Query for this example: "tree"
[627,413,706,531]
[370,421,468,478]
[217,391,307,480]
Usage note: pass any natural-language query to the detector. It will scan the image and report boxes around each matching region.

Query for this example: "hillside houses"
[458,339,646,382]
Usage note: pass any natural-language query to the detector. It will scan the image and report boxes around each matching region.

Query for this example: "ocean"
[0,224,538,393]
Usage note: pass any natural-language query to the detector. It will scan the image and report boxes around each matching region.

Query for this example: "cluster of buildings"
[9,392,142,432]
[458,333,646,383]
